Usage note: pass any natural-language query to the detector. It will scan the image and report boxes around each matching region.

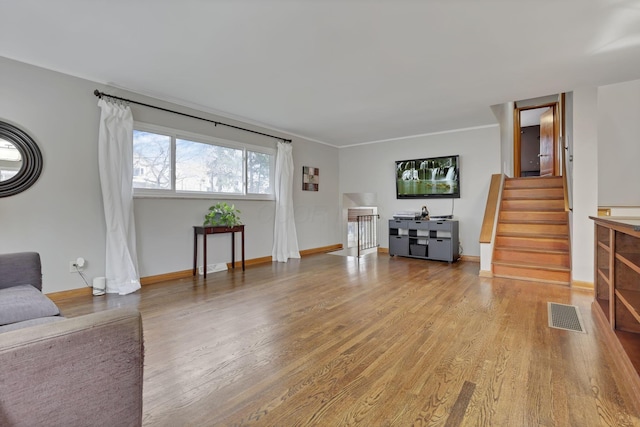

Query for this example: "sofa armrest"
[0,308,144,427]
[0,252,42,291]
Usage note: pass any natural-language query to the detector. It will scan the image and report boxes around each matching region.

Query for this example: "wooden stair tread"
[491,273,571,286]
[501,196,564,200]
[499,210,567,214]
[503,185,563,190]
[500,208,566,212]
[496,231,569,239]
[492,260,570,272]
[494,246,569,254]
[500,219,569,225]
[505,177,562,183]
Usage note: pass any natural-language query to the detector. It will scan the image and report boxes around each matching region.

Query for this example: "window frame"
[133,122,276,201]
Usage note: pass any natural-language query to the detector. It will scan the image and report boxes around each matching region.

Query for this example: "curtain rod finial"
[94,89,102,98]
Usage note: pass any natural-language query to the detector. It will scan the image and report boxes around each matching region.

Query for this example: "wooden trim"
[378,247,389,254]
[513,107,521,177]
[571,280,594,290]
[553,102,560,176]
[229,256,272,269]
[562,157,570,212]
[299,244,343,256]
[46,287,92,302]
[514,101,560,177]
[228,244,344,267]
[141,269,192,286]
[479,174,503,243]
[598,208,612,216]
[479,270,493,278]
[51,245,346,297]
[561,93,570,211]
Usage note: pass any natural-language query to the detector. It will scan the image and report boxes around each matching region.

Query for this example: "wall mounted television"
[395,155,460,199]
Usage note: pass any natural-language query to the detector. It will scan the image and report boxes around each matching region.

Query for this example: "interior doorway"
[514,102,560,177]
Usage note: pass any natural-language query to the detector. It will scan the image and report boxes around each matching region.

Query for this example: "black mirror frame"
[0,121,43,198]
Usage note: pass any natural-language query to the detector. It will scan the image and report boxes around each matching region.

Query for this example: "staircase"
[492,176,571,285]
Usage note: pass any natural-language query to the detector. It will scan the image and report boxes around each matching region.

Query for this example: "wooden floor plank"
[53,254,640,426]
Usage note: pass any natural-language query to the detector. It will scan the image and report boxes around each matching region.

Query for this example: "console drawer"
[429,221,452,231]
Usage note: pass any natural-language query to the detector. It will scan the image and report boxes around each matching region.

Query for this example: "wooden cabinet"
[388,219,459,262]
[590,216,640,399]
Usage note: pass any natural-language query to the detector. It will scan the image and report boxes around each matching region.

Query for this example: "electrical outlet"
[69,260,85,273]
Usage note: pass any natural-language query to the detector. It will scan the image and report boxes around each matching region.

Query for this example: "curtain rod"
[93,89,292,143]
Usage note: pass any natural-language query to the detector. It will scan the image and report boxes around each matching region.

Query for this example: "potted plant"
[204,202,242,227]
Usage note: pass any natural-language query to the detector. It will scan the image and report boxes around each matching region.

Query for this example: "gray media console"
[388,219,459,262]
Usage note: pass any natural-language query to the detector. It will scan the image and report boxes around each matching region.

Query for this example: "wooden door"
[539,108,555,176]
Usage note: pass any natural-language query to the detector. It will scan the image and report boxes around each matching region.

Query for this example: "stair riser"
[502,188,564,200]
[501,199,565,211]
[504,177,563,189]
[493,264,571,284]
[494,236,570,251]
[493,250,570,267]
[497,223,569,235]
[499,211,568,222]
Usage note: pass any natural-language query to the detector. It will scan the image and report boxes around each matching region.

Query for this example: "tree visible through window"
[132,130,171,189]
[176,139,243,193]
[247,151,271,194]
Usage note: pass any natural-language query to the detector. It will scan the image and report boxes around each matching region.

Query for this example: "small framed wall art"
[302,166,319,191]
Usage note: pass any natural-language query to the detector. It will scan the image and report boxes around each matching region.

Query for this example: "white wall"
[0,57,340,293]
[0,57,106,294]
[339,125,501,257]
[571,87,598,283]
[490,102,514,175]
[597,78,640,207]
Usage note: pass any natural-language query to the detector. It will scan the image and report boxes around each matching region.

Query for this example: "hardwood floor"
[52,254,640,426]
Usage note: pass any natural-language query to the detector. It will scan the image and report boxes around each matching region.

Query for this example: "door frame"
[513,102,560,177]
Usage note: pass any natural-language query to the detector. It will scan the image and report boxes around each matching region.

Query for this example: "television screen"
[396,155,460,199]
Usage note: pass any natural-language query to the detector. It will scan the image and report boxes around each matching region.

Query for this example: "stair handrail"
[480,174,505,244]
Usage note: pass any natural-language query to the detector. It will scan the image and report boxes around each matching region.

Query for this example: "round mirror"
[0,121,43,197]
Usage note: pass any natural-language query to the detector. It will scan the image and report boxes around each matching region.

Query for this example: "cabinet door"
[429,238,452,261]
[389,235,410,256]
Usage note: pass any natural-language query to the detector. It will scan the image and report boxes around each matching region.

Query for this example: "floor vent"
[548,302,586,333]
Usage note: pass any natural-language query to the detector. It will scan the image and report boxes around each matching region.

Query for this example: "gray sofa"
[0,252,65,332]
[0,252,144,426]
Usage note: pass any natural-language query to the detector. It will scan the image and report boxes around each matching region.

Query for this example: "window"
[133,124,275,199]
[132,131,171,190]
[247,150,272,194]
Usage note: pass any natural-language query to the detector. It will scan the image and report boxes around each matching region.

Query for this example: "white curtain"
[272,141,300,262]
[97,99,141,295]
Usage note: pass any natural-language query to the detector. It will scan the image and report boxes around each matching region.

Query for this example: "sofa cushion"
[0,284,60,326]
[0,315,66,333]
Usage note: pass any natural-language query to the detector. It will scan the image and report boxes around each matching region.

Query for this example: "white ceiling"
[2,0,640,147]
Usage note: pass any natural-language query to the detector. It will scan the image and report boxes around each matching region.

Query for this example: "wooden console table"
[193,225,245,278]
[590,216,640,408]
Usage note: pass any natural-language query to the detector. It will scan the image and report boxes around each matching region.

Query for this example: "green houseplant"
[204,202,242,227]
